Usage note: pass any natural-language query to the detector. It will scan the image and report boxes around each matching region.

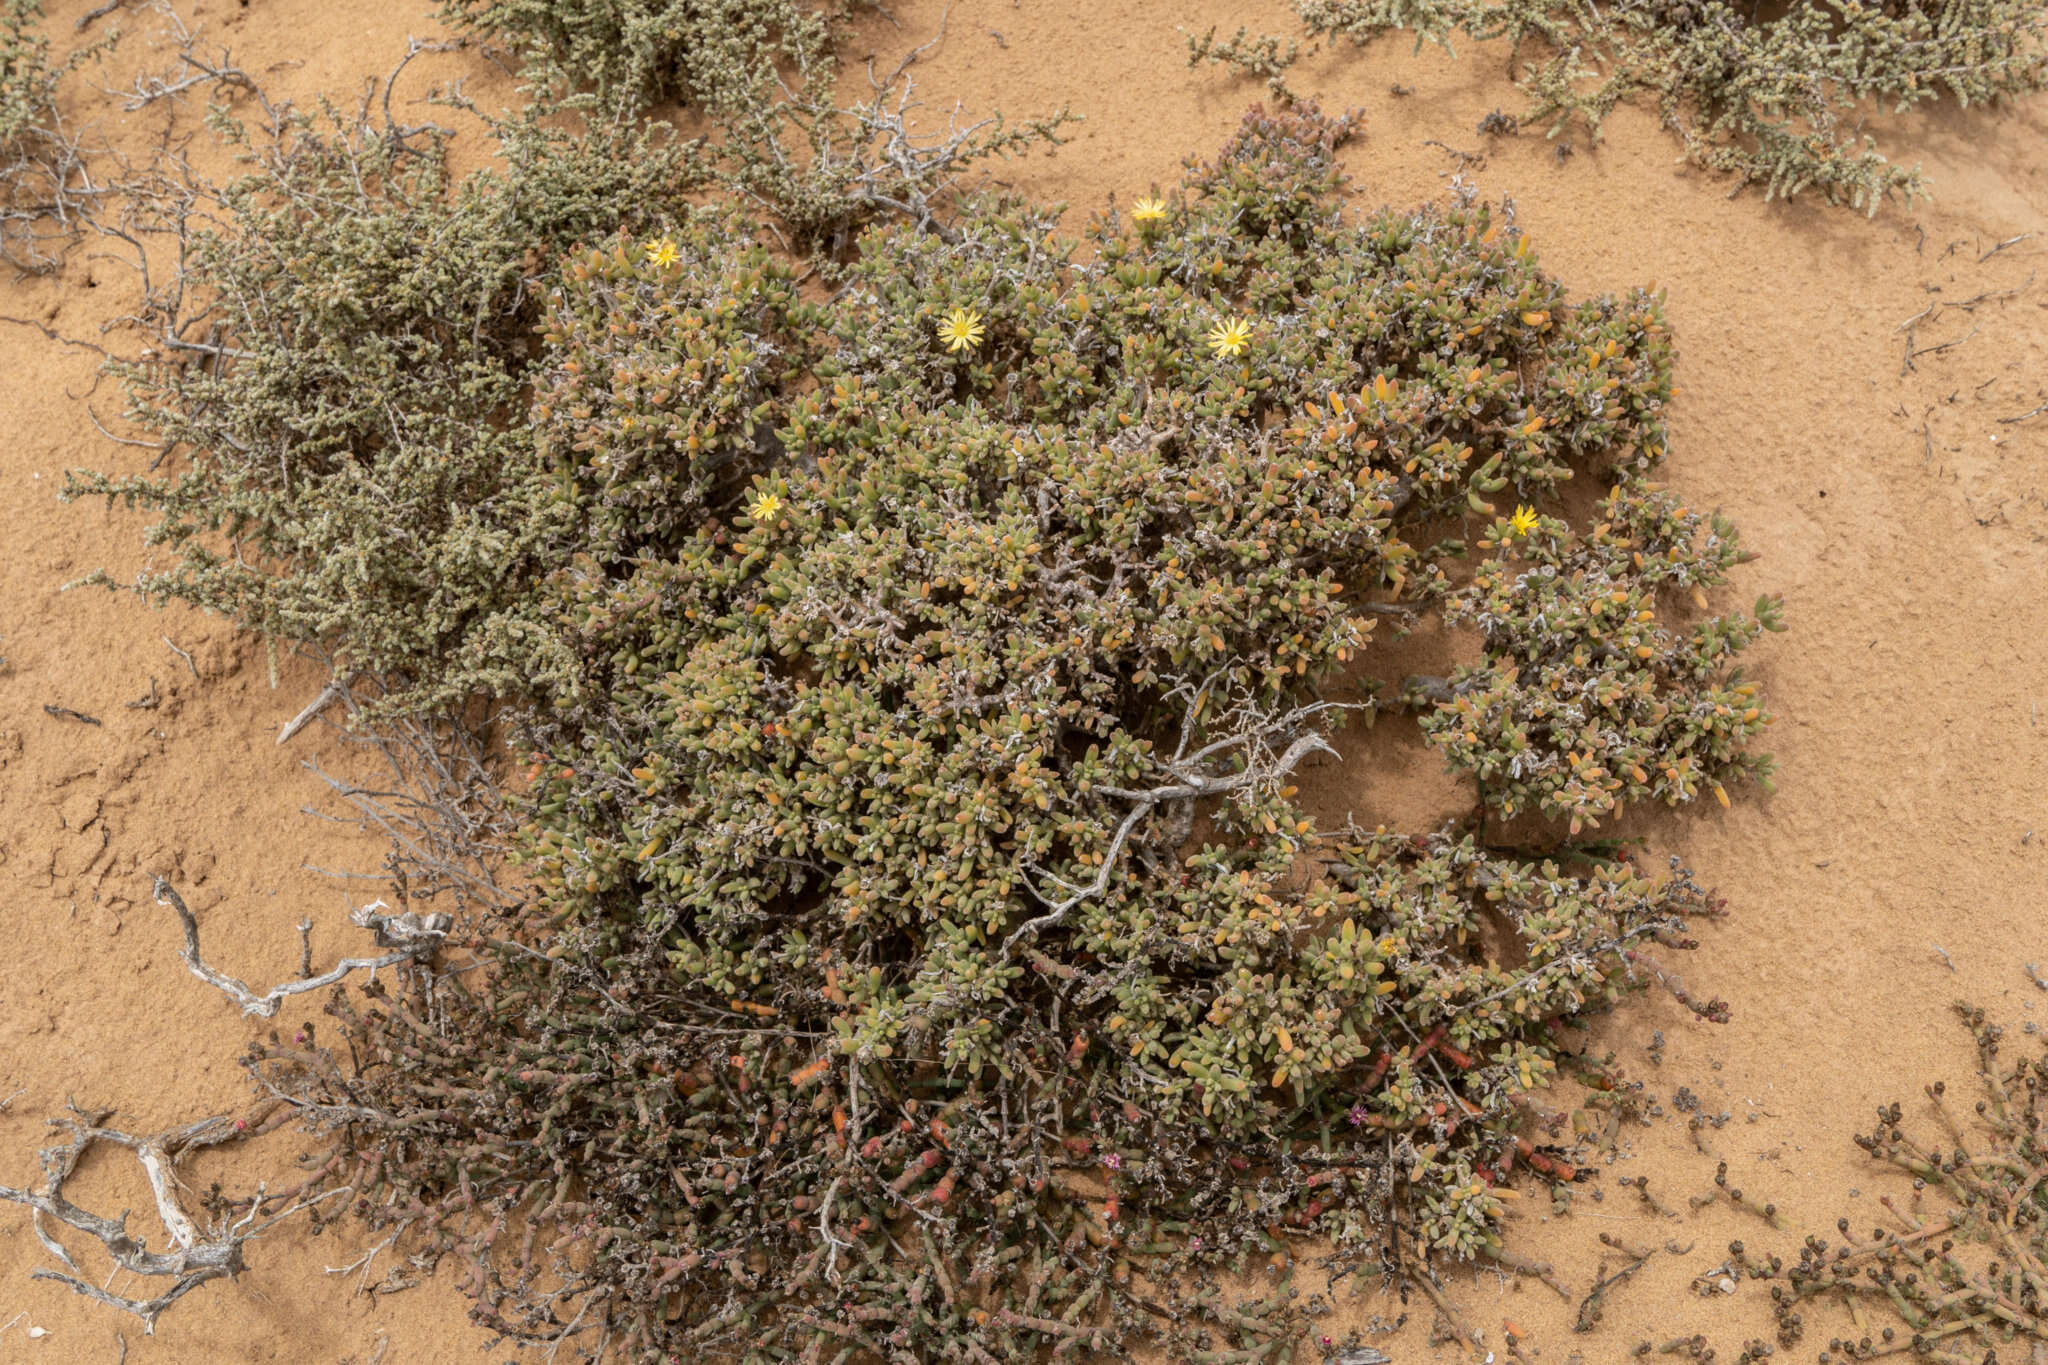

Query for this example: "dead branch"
[1979,232,2034,262]
[0,1102,339,1331]
[161,636,198,679]
[1404,1256,1484,1351]
[277,676,350,746]
[1001,703,1344,954]
[153,877,447,1017]
[76,0,127,29]
[1575,1243,1653,1332]
[98,4,265,114]
[294,671,517,912]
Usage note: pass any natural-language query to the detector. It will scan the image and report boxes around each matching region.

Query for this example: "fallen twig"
[277,677,349,746]
[0,1101,337,1331]
[1406,1257,1485,1351]
[1979,232,2034,262]
[1576,1241,1653,1332]
[153,878,447,1018]
[1906,322,1980,368]
[161,636,198,680]
[75,0,125,30]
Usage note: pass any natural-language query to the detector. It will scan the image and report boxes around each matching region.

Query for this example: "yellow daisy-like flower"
[1508,504,1540,538]
[1207,316,1253,359]
[749,491,784,522]
[1130,196,1167,226]
[645,238,680,269]
[936,307,986,354]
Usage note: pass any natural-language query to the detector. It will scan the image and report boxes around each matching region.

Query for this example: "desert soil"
[1,0,2044,1361]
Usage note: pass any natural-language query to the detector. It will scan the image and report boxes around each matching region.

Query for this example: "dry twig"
[0,1102,338,1330]
[153,877,447,1018]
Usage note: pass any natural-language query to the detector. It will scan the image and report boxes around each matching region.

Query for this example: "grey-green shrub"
[65,100,708,712]
[438,0,834,113]
[1,0,111,269]
[1280,0,2048,211]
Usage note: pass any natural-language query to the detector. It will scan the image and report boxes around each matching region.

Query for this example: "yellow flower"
[749,491,784,522]
[645,238,679,269]
[1207,316,1253,359]
[936,307,986,354]
[1130,196,1167,226]
[1508,504,1540,538]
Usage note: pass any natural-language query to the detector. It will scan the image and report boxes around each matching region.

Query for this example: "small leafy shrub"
[437,0,834,114]
[65,97,709,712]
[0,0,54,149]
[1414,487,1782,831]
[1187,25,1304,102]
[437,0,1072,250]
[243,105,1777,1362]
[1279,0,2048,211]
[1,0,109,270]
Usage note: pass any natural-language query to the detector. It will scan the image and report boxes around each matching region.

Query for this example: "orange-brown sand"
[2,1,2044,1360]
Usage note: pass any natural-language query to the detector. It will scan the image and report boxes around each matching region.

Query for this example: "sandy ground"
[1,0,2044,1361]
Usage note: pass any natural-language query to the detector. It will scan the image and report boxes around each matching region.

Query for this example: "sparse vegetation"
[1187,24,1303,103]
[437,0,836,113]
[0,0,110,270]
[1231,0,2048,212]
[436,0,1074,249]
[1749,1004,2048,1361]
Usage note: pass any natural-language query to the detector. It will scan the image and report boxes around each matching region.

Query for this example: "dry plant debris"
[1743,1005,2048,1363]
[0,1101,334,1331]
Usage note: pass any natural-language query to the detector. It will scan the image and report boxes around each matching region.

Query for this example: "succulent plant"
[230,103,1771,1362]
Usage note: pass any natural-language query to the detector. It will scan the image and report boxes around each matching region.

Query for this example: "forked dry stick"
[0,875,448,1327]
[0,1103,338,1330]
[152,878,448,1017]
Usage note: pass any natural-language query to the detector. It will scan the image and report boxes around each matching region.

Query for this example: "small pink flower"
[1102,1152,1122,1170]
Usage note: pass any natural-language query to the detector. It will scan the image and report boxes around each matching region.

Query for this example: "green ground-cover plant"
[1220,0,2048,212]
[199,104,1783,1361]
